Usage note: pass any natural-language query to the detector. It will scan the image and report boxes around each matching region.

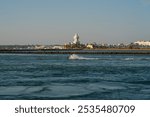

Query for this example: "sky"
[0,0,150,45]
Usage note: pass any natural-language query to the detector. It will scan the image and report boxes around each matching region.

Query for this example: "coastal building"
[134,40,150,46]
[72,33,80,45]
[34,45,45,49]
[52,45,64,49]
[86,44,94,49]
[64,33,84,49]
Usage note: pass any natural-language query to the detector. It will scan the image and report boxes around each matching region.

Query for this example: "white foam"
[68,54,98,60]
[124,58,134,61]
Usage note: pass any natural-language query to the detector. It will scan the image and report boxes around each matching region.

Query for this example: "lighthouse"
[73,33,80,45]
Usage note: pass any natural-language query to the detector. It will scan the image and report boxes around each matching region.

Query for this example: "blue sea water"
[0,53,150,99]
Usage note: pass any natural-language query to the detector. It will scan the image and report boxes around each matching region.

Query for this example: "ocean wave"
[124,58,150,61]
[124,58,134,61]
[68,54,99,60]
[68,54,150,61]
[68,54,132,61]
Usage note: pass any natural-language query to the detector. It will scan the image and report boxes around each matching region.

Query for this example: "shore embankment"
[0,49,150,54]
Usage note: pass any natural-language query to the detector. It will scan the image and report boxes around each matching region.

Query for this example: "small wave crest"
[124,58,134,61]
[68,54,150,61]
[68,54,98,60]
[124,58,150,61]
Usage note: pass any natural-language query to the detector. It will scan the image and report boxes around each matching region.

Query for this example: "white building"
[86,44,94,49]
[72,33,80,45]
[134,40,150,46]
[52,45,64,49]
[34,45,45,49]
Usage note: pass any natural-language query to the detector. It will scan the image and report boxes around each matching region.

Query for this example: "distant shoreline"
[0,49,150,54]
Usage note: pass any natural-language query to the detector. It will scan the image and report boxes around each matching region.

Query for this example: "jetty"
[0,49,150,54]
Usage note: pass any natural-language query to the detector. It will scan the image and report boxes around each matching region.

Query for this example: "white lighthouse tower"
[73,33,80,45]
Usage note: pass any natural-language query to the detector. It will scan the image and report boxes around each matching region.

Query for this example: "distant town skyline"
[0,0,150,45]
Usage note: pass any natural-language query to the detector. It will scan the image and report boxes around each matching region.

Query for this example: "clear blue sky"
[0,0,150,45]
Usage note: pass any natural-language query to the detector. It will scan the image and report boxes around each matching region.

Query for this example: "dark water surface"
[0,53,150,99]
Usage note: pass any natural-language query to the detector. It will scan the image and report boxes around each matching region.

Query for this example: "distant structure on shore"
[134,40,150,46]
[64,33,85,49]
[72,33,80,45]
[0,34,150,50]
[63,34,150,49]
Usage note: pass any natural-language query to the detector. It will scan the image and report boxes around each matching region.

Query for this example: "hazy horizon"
[0,0,150,45]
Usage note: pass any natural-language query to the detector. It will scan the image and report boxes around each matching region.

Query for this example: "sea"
[0,53,150,100]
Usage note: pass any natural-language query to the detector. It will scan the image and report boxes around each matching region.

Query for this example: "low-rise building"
[134,40,150,46]
[52,45,64,49]
[86,44,94,49]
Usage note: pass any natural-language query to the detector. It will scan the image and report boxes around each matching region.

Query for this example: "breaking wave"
[124,58,134,61]
[68,54,150,61]
[68,54,98,60]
